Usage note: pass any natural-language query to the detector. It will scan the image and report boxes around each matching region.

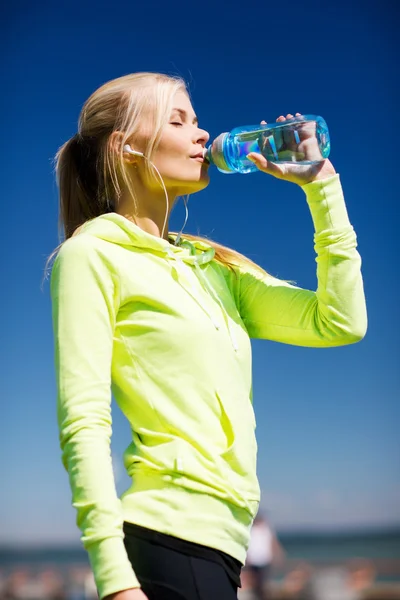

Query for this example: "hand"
[247,113,336,185]
[104,588,149,600]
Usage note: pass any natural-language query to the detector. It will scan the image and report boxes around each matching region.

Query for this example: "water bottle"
[204,114,330,174]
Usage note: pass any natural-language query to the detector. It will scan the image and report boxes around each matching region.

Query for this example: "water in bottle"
[204,114,330,174]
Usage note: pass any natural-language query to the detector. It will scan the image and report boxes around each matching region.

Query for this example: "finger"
[247,152,284,179]
[247,152,271,170]
[286,113,294,119]
[295,112,302,116]
[260,120,268,125]
[276,115,285,122]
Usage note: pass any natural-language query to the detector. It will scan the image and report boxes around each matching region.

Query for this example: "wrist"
[305,160,337,184]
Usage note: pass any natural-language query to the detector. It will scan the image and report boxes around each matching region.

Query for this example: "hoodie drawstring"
[192,262,239,352]
[166,245,239,352]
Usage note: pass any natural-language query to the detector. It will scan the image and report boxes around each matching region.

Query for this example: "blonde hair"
[53,72,266,274]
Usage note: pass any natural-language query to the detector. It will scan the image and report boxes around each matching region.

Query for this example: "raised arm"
[238,175,367,347]
[51,237,140,599]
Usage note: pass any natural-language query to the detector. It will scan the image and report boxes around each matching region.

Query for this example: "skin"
[105,102,336,600]
[117,90,210,240]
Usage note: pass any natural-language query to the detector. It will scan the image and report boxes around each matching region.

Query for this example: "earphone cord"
[143,156,189,246]
[142,156,170,240]
[174,196,189,246]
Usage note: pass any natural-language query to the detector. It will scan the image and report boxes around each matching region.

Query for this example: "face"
[140,90,210,196]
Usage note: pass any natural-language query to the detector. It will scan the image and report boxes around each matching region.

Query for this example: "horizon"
[2,523,400,550]
[1,526,399,555]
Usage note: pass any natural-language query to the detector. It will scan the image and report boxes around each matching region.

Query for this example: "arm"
[238,174,367,346]
[104,591,149,600]
[51,237,140,600]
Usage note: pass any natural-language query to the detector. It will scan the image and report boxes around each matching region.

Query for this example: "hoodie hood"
[81,213,214,263]
[80,213,238,351]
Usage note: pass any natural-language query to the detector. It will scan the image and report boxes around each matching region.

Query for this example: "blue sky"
[1,0,398,545]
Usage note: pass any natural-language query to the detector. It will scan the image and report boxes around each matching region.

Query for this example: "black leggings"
[123,532,239,600]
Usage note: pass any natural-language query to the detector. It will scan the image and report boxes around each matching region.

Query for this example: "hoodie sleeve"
[236,174,367,347]
[50,236,140,599]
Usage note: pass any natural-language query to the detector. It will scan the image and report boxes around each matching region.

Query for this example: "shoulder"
[50,232,118,294]
[54,230,115,271]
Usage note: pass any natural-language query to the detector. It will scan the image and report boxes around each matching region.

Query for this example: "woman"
[51,72,367,600]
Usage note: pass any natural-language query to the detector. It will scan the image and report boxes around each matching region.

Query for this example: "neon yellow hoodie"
[51,174,367,599]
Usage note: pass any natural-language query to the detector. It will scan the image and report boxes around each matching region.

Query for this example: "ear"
[109,131,140,164]
[109,131,124,154]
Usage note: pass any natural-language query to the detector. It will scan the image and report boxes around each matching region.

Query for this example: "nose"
[195,126,210,146]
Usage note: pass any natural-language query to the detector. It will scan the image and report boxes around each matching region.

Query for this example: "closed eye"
[170,122,183,126]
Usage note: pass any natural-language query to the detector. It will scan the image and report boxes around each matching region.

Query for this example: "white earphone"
[123,144,144,157]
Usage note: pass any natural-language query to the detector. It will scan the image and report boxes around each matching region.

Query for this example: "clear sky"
[1,0,398,545]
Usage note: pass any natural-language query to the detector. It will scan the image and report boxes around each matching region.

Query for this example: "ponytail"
[56,134,113,240]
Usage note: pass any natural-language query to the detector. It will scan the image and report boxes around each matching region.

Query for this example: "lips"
[190,152,204,159]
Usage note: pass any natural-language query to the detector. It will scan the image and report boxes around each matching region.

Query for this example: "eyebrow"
[171,108,198,125]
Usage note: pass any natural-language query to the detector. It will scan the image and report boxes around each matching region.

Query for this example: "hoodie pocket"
[215,391,259,500]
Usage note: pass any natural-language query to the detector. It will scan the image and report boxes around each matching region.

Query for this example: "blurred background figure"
[0,567,66,600]
[238,568,258,600]
[347,559,376,596]
[1,568,33,599]
[243,511,286,599]
[36,568,66,599]
[65,567,90,600]
[83,568,98,599]
[0,566,97,600]
[282,561,314,597]
[297,559,376,600]
[0,569,6,598]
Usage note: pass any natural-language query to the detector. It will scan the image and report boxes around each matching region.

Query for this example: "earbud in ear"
[123,144,144,157]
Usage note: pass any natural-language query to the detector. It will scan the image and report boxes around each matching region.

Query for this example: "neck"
[117,179,178,241]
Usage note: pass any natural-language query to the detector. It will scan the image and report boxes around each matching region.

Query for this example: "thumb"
[247,153,284,179]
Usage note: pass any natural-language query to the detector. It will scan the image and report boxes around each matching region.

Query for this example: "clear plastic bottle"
[204,114,330,174]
